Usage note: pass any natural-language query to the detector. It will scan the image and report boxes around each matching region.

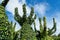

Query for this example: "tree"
[1,0,9,7]
[0,0,10,40]
[0,0,18,40]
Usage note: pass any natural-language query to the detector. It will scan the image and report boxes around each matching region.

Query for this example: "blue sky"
[0,0,60,35]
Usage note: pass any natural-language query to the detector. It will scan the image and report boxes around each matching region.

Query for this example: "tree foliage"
[0,0,18,40]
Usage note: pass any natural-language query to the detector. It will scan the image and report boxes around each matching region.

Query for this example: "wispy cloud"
[6,0,31,17]
[34,3,49,17]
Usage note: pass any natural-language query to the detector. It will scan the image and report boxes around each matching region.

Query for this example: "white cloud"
[26,6,31,17]
[6,0,31,17]
[34,3,49,16]
[54,12,60,35]
[6,0,19,15]
[15,22,21,31]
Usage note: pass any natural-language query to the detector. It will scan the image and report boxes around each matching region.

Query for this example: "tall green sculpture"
[14,4,36,26]
[14,4,37,40]
[34,17,56,40]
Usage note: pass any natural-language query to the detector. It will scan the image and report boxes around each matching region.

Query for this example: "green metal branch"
[39,18,43,33]
[48,18,56,36]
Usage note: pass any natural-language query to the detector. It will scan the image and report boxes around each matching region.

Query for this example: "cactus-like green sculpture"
[43,17,47,37]
[14,4,36,26]
[34,17,56,40]
[39,18,43,33]
[48,18,56,36]
[14,4,37,40]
